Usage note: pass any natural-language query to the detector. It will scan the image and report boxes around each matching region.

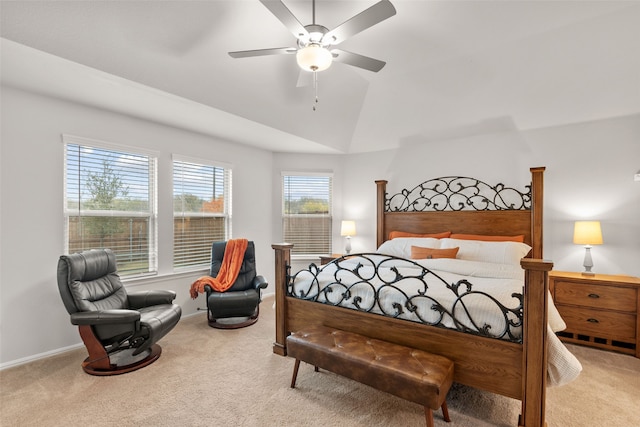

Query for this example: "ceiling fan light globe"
[296,44,332,72]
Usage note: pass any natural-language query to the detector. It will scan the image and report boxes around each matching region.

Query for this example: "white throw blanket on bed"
[293,255,582,387]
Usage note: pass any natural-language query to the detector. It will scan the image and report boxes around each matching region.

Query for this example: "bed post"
[375,180,388,248]
[519,259,553,427]
[530,167,545,259]
[272,243,293,356]
[519,167,549,427]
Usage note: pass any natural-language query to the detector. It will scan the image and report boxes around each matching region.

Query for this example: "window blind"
[64,138,157,276]
[282,173,332,256]
[173,158,231,270]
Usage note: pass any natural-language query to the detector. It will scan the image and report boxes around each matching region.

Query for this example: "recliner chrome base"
[82,343,162,376]
[207,307,260,329]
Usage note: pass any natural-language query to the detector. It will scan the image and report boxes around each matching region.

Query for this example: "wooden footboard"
[276,283,524,398]
[272,244,552,426]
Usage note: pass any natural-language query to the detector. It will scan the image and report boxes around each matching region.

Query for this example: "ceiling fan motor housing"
[298,24,332,48]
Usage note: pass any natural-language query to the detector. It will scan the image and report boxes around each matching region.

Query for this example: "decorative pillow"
[440,238,531,265]
[411,246,459,260]
[389,230,451,239]
[376,237,441,258]
[450,233,525,243]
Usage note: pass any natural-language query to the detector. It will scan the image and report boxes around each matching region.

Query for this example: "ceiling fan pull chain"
[313,71,319,111]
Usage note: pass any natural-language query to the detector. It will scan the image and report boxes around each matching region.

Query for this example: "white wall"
[0,86,274,367]
[275,114,640,278]
[526,115,640,277]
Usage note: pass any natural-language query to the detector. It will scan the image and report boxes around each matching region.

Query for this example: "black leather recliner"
[205,241,268,329]
[57,248,182,375]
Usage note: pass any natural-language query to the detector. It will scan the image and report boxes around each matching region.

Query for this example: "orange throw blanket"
[189,239,249,298]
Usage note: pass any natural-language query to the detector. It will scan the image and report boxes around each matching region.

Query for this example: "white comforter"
[291,255,582,386]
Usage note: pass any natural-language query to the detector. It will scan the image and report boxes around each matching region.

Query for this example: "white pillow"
[376,237,441,258]
[440,238,531,265]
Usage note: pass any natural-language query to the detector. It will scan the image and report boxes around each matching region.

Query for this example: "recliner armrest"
[70,309,140,326]
[253,275,268,290]
[127,290,177,309]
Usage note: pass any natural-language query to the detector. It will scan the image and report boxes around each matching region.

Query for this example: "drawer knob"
[587,318,599,323]
[588,293,600,299]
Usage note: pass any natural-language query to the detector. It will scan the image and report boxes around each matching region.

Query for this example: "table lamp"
[340,220,356,254]
[573,221,603,276]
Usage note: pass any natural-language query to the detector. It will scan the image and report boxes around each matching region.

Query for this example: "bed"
[272,167,581,427]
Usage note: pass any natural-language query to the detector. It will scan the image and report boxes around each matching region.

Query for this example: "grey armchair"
[57,249,182,375]
[205,241,268,329]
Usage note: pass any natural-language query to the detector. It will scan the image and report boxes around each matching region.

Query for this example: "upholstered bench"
[287,325,454,427]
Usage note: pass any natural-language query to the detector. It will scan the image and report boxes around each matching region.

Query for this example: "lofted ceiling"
[1,0,639,154]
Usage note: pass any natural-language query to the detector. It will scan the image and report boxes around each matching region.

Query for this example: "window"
[282,173,332,256]
[64,135,157,276]
[173,156,232,270]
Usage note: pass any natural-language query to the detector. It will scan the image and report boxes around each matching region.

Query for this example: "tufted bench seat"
[287,325,454,427]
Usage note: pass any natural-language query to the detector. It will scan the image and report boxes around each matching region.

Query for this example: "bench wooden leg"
[425,407,434,427]
[425,401,450,427]
[442,401,451,422]
[290,359,301,388]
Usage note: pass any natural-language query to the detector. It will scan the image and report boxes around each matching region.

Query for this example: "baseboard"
[0,298,274,371]
[0,342,85,371]
[263,291,275,300]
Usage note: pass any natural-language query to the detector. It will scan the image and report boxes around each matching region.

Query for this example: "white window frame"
[172,155,232,271]
[63,134,158,277]
[282,171,333,258]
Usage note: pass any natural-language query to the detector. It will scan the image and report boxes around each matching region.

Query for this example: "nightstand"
[319,254,343,265]
[549,271,640,358]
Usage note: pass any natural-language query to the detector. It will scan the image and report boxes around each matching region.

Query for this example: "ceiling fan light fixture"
[296,44,332,72]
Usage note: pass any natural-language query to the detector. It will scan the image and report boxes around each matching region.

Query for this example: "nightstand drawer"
[554,281,637,312]
[559,305,636,341]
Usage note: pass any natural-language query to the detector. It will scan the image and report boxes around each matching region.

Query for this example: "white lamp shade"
[340,220,356,237]
[296,44,332,72]
[573,221,603,245]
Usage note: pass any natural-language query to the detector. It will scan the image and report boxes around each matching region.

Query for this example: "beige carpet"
[2,295,639,426]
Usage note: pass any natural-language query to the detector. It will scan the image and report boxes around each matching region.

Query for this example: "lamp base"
[582,246,595,277]
[344,236,352,255]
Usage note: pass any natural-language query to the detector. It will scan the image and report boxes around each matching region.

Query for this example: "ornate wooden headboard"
[376,167,545,258]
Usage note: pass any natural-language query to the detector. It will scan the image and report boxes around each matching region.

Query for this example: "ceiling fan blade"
[322,0,396,45]
[259,0,309,40]
[331,49,386,72]
[229,47,297,58]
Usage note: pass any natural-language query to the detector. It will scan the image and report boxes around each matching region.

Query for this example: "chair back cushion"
[209,241,257,292]
[57,249,128,314]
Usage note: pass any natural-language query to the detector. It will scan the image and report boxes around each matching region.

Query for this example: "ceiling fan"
[229,0,397,74]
